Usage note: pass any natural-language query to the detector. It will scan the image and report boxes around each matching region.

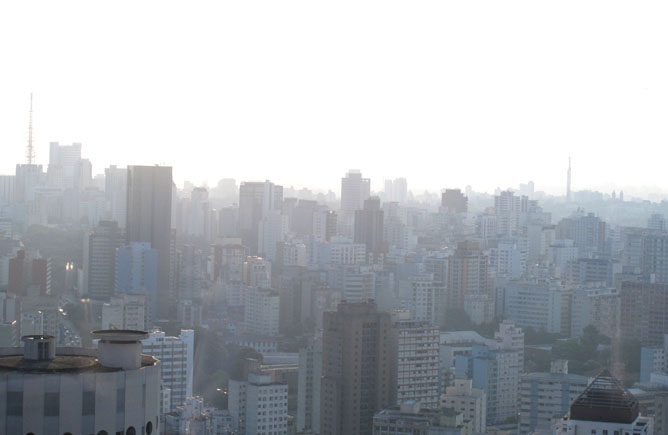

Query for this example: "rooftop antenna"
[26,93,35,164]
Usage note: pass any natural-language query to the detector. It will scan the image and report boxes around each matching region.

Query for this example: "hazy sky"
[1,1,667,195]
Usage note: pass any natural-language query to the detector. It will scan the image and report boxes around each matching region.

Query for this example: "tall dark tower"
[320,301,398,435]
[567,157,572,202]
[126,165,173,320]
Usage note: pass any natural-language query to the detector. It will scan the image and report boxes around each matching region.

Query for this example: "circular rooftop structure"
[91,330,149,342]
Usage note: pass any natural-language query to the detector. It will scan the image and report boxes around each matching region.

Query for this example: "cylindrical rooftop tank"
[91,330,149,370]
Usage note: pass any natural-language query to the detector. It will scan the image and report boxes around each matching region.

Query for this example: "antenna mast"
[26,93,35,164]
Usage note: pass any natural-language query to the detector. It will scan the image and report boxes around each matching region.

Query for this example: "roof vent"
[22,335,56,361]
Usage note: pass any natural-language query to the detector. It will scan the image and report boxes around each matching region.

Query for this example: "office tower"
[101,293,148,330]
[393,318,440,409]
[372,402,472,434]
[105,165,127,227]
[554,370,653,434]
[519,360,590,435]
[320,301,398,435]
[126,165,173,320]
[354,196,385,260]
[340,169,371,212]
[238,180,283,254]
[47,141,82,189]
[7,250,50,296]
[441,379,487,434]
[228,373,289,435]
[142,329,195,413]
[116,242,158,321]
[298,338,322,433]
[244,287,280,336]
[0,332,160,435]
[621,281,668,346]
[447,241,489,317]
[83,220,121,301]
[441,189,468,213]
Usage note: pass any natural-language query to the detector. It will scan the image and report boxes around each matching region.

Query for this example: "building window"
[117,388,125,413]
[44,392,59,417]
[83,391,95,416]
[7,392,22,416]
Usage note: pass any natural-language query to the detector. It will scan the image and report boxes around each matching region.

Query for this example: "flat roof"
[0,353,158,374]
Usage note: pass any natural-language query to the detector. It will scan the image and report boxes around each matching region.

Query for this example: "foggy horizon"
[2,3,668,435]
[2,1,668,197]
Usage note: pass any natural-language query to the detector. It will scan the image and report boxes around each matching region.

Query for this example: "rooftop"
[0,352,157,374]
[569,369,639,424]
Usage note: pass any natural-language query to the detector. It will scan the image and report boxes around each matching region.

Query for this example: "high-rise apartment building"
[297,337,322,433]
[354,196,385,260]
[441,379,487,434]
[340,170,370,213]
[229,373,289,435]
[494,190,523,236]
[394,318,440,409]
[244,287,280,336]
[142,329,195,413]
[238,181,283,254]
[83,220,122,301]
[126,165,173,320]
[447,241,489,315]
[320,301,398,435]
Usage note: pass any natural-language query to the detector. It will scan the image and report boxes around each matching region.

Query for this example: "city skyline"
[1,1,667,196]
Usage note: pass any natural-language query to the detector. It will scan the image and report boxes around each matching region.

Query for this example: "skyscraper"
[83,220,122,301]
[320,301,398,435]
[441,189,468,213]
[238,180,283,254]
[126,165,173,320]
[353,196,385,261]
[340,169,370,213]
